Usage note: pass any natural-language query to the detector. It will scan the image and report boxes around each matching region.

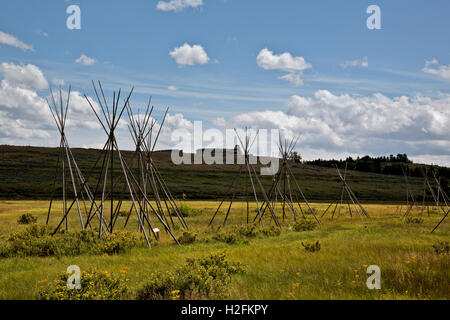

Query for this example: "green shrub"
[235,224,259,238]
[293,220,316,232]
[101,231,140,254]
[260,225,281,237]
[213,224,280,244]
[38,269,130,300]
[169,204,200,217]
[7,224,50,241]
[178,230,197,244]
[0,225,144,258]
[17,213,37,224]
[212,232,249,245]
[118,210,129,217]
[136,251,244,300]
[432,241,449,255]
[405,217,423,224]
[301,240,321,252]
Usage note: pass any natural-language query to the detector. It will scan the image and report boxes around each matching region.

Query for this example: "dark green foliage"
[17,213,37,224]
[136,251,244,300]
[301,241,321,252]
[432,241,449,255]
[235,224,260,238]
[1,145,446,201]
[118,210,129,217]
[212,232,249,245]
[405,217,423,224]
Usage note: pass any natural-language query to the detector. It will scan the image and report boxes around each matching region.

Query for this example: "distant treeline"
[306,154,450,180]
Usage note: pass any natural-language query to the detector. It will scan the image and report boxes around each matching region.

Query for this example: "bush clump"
[38,269,130,300]
[260,225,281,237]
[17,213,37,224]
[235,224,260,238]
[178,229,197,244]
[169,204,200,217]
[405,217,423,224]
[0,225,143,258]
[212,232,249,245]
[235,224,281,238]
[213,224,281,245]
[118,210,129,217]
[301,240,321,252]
[136,251,244,300]
[293,220,316,232]
[432,241,449,255]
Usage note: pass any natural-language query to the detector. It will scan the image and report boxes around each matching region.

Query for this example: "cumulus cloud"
[0,31,34,51]
[0,74,52,141]
[219,90,450,164]
[422,59,450,80]
[0,62,102,145]
[169,43,210,66]
[75,54,97,66]
[0,62,48,90]
[340,56,368,69]
[156,0,203,12]
[256,48,311,86]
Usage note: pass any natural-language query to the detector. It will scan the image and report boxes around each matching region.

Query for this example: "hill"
[0,145,446,202]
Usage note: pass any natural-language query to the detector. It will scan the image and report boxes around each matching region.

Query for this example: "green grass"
[0,200,448,300]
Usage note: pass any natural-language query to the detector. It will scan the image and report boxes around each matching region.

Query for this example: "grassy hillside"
[0,145,438,202]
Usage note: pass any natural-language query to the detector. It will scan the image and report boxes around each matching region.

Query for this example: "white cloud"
[0,31,34,51]
[0,62,48,90]
[0,80,50,122]
[168,85,177,91]
[75,54,97,66]
[278,73,304,87]
[341,56,368,69]
[156,0,203,12]
[145,113,195,150]
[169,43,210,66]
[257,48,311,73]
[213,117,226,127]
[220,90,450,164]
[256,48,311,86]
[422,59,450,80]
[0,62,101,145]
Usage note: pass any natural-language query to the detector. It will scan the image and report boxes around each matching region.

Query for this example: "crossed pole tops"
[83,80,134,142]
[277,134,300,164]
[46,86,72,139]
[234,127,260,162]
[126,99,169,159]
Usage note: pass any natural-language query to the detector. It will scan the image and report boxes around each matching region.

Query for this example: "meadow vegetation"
[0,200,448,300]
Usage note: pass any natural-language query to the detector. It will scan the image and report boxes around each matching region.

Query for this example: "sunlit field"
[0,200,448,300]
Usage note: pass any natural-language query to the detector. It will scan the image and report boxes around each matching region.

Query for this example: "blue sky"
[0,0,449,164]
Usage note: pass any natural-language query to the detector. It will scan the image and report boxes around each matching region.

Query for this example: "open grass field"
[0,200,448,300]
